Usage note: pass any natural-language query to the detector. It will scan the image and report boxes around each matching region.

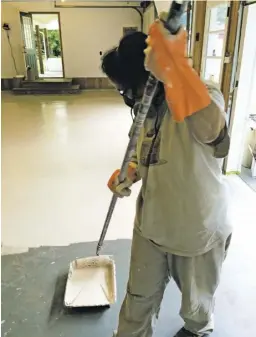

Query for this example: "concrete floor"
[1,91,256,336]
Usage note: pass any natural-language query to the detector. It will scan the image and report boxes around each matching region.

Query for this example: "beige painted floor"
[1,91,256,255]
[1,91,140,254]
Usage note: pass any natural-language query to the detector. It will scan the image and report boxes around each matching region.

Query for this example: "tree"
[47,30,61,57]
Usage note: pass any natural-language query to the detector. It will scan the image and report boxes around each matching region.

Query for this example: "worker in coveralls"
[101,13,232,337]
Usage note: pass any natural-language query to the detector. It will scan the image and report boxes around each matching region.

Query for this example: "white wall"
[60,8,140,77]
[143,4,155,33]
[226,3,256,173]
[1,3,26,78]
[154,1,171,14]
[1,2,141,78]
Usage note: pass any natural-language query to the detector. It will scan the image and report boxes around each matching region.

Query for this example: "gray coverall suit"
[115,83,232,337]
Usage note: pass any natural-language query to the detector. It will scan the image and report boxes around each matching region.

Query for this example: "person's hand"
[144,12,211,122]
[144,12,188,84]
[107,162,138,198]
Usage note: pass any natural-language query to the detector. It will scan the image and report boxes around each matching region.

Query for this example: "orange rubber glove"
[107,162,138,198]
[144,14,211,122]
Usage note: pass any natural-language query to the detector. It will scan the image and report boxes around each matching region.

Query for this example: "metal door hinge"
[227,6,230,17]
[224,52,232,64]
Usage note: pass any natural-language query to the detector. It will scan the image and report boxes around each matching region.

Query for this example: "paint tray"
[64,255,116,307]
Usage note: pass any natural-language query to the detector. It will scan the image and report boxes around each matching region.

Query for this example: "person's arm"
[187,84,225,143]
[187,83,230,158]
[144,14,230,158]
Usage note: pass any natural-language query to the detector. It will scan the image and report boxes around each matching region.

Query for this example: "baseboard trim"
[2,77,114,90]
[1,78,13,90]
[72,77,114,89]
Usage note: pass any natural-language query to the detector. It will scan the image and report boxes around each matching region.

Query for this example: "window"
[22,16,33,49]
[201,3,229,85]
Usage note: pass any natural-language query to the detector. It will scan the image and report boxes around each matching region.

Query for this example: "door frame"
[29,11,65,78]
[185,0,195,58]
[220,1,241,110]
[192,1,207,74]
[224,2,256,174]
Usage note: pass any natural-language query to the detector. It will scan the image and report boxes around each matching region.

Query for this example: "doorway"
[226,2,256,191]
[20,12,64,78]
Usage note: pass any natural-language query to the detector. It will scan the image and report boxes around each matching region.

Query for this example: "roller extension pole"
[96,1,187,255]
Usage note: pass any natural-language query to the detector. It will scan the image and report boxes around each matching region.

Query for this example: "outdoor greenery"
[47,30,61,57]
[34,29,61,58]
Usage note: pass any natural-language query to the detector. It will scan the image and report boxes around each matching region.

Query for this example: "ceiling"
[54,1,142,7]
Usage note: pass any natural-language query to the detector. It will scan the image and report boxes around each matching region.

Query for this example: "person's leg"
[169,236,231,337]
[115,229,169,337]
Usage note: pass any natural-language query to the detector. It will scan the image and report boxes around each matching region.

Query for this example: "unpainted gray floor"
[2,233,256,337]
[240,166,256,192]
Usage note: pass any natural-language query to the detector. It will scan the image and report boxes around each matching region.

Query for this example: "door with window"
[201,1,229,86]
[20,12,38,78]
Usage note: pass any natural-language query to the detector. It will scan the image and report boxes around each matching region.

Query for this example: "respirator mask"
[119,88,136,109]
[119,87,141,121]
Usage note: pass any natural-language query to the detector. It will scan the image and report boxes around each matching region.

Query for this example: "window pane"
[22,17,33,49]
[209,4,228,32]
[207,31,225,57]
[203,58,222,84]
[181,12,187,27]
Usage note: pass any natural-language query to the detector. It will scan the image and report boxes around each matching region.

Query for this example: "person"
[101,15,232,337]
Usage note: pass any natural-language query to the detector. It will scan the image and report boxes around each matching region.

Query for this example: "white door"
[201,1,230,86]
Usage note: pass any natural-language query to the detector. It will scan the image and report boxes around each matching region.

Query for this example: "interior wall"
[154,1,171,14]
[60,8,140,78]
[143,4,155,33]
[1,2,141,78]
[1,3,26,78]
